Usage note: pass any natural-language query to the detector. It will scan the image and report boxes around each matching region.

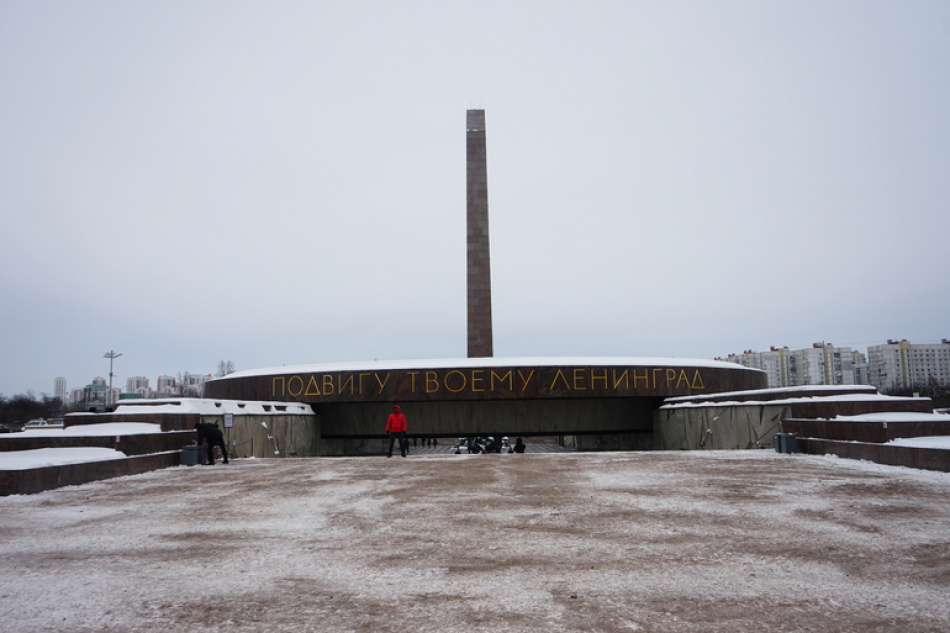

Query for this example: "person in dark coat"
[195,422,229,465]
[513,437,526,453]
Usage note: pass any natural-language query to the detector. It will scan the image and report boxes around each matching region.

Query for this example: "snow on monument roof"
[213,356,761,382]
[105,398,312,416]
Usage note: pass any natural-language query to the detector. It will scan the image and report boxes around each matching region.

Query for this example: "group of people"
[385,405,526,457]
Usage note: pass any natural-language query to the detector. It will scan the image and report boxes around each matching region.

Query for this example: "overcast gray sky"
[2,1,948,397]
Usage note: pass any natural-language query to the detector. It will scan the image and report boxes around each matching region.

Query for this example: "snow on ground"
[834,411,950,423]
[11,422,162,437]
[0,447,127,470]
[889,436,950,450]
[1,423,165,470]
[1,451,948,633]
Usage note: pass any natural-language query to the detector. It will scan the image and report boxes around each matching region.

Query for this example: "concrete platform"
[1,451,948,632]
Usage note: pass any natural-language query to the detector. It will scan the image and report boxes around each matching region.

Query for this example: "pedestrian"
[194,422,229,465]
[513,437,526,453]
[386,405,408,458]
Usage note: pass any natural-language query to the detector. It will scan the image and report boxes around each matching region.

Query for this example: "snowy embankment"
[0,448,127,470]
[0,423,165,471]
[888,436,950,450]
[832,412,950,450]
[12,422,162,437]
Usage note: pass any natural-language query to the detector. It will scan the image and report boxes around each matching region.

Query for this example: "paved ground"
[1,450,949,632]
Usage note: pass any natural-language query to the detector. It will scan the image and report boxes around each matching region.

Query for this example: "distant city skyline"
[40,337,950,403]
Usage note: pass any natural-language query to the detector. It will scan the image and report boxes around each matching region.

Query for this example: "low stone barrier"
[782,418,950,443]
[0,451,180,496]
[796,438,950,473]
[0,430,196,455]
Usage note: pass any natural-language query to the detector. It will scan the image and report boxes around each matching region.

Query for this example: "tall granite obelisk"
[466,109,493,358]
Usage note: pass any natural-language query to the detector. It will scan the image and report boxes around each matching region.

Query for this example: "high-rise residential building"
[866,339,950,393]
[124,376,151,398]
[156,375,178,395]
[720,347,789,387]
[719,343,864,388]
[54,377,67,403]
[126,376,149,391]
[788,344,862,387]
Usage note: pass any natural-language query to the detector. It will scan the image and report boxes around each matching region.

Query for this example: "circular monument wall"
[203,357,766,452]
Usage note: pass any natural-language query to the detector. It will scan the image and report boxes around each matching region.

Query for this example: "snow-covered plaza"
[1,450,948,632]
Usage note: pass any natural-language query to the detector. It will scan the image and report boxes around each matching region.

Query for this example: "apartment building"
[125,376,151,397]
[54,377,67,403]
[719,343,865,388]
[866,339,950,393]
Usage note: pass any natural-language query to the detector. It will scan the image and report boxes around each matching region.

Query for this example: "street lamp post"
[103,350,122,410]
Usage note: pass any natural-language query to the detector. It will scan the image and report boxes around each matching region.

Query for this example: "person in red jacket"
[386,405,408,458]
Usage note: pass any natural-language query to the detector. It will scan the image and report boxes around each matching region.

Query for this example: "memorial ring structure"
[202,357,766,452]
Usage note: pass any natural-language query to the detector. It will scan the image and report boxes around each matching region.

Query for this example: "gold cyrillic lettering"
[272,376,285,397]
[632,369,649,389]
[550,369,571,390]
[444,370,466,393]
[305,375,321,396]
[491,369,513,391]
[613,369,629,389]
[339,373,355,394]
[407,371,420,392]
[470,369,485,392]
[426,371,439,393]
[665,368,677,388]
[652,368,664,389]
[374,372,390,394]
[691,370,706,390]
[518,369,535,391]
[287,375,304,397]
[322,375,335,395]
[590,369,608,390]
[573,368,586,390]
[675,369,690,389]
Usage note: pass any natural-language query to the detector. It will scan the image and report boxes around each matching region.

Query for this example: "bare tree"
[177,371,201,397]
[216,360,236,377]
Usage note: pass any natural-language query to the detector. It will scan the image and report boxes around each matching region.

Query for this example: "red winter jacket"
[386,411,407,433]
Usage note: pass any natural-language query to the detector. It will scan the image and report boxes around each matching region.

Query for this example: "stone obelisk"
[466,109,493,358]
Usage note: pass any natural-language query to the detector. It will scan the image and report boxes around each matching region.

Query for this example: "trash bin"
[773,433,798,454]
[180,444,204,466]
[781,433,798,454]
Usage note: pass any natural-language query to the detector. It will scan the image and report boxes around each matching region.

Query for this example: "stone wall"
[656,404,786,450]
[783,418,950,443]
[796,438,950,473]
[219,414,320,458]
[315,398,658,454]
[0,452,179,496]
[0,431,195,455]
